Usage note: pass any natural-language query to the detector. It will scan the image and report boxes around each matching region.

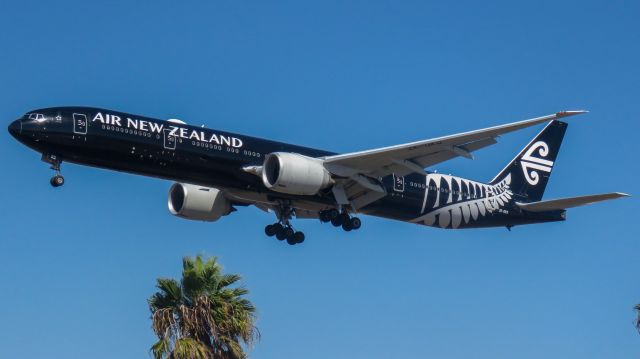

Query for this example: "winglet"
[556,110,588,118]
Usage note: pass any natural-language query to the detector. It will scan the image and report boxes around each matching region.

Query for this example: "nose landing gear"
[42,153,64,188]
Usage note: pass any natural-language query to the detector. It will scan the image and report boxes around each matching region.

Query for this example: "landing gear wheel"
[330,215,343,227]
[320,209,340,223]
[319,211,331,223]
[265,224,277,237]
[283,226,295,239]
[337,213,351,230]
[350,217,361,230]
[274,224,286,240]
[340,212,350,223]
[50,175,64,187]
[293,231,305,244]
[283,226,299,245]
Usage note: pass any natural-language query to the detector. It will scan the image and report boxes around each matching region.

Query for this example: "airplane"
[8,107,629,245]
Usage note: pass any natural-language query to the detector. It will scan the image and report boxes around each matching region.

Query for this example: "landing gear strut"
[42,153,64,187]
[319,209,362,232]
[264,202,305,245]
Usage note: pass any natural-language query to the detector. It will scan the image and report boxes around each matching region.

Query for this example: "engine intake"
[168,183,231,221]
[262,152,333,195]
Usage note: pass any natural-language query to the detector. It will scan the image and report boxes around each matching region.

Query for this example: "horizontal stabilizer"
[516,192,629,212]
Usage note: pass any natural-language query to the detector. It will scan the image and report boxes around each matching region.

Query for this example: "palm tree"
[149,255,258,359]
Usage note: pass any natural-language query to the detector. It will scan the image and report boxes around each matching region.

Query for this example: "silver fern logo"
[412,174,513,229]
[520,141,553,185]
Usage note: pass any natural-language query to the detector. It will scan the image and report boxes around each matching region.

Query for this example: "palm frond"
[219,274,242,289]
[149,278,182,311]
[149,255,258,359]
[182,256,213,301]
[171,338,212,359]
[151,337,171,359]
[178,297,221,345]
[217,336,247,359]
[152,307,177,339]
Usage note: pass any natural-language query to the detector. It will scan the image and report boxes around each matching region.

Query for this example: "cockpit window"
[27,113,47,122]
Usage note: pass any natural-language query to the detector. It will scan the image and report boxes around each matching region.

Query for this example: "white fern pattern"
[411,174,513,228]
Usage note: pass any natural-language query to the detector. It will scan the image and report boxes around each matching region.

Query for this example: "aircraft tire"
[283,226,295,239]
[293,231,305,244]
[350,217,361,230]
[50,175,64,187]
[319,211,331,223]
[265,224,277,237]
[274,224,286,240]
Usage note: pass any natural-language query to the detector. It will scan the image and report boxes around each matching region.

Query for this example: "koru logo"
[520,141,554,185]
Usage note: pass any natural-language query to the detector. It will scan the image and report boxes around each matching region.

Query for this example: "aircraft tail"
[489,120,567,202]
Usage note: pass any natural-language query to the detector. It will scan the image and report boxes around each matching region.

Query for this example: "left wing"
[323,111,586,178]
[322,111,586,210]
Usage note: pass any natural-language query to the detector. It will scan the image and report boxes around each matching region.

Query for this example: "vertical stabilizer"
[490,120,567,202]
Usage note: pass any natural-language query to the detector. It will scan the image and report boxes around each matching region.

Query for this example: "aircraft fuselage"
[8,106,565,231]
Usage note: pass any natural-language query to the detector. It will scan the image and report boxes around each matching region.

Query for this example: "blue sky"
[1,0,638,357]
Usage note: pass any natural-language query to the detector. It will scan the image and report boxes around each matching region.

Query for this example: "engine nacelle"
[262,152,333,195]
[168,183,231,221]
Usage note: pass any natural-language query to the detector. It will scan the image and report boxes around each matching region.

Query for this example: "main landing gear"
[319,209,362,232]
[43,153,64,187]
[264,223,305,245]
[264,202,305,245]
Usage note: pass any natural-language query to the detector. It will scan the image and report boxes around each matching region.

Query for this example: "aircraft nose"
[8,119,22,138]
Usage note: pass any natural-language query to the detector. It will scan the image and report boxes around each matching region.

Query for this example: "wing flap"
[516,192,629,212]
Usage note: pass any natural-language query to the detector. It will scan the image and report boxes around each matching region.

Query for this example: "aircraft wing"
[322,111,586,211]
[516,192,629,212]
[323,111,587,179]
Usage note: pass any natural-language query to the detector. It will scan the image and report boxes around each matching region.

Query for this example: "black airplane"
[8,107,628,245]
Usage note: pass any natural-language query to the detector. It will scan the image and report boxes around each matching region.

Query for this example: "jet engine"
[262,152,333,195]
[168,183,231,221]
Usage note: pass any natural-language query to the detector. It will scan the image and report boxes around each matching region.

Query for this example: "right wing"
[516,192,630,212]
